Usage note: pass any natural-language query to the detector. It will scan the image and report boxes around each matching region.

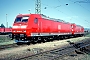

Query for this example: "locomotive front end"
[12,14,30,43]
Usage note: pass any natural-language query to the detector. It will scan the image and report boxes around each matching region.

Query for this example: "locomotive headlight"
[13,26,18,28]
[13,30,16,32]
[21,25,27,28]
[24,30,26,32]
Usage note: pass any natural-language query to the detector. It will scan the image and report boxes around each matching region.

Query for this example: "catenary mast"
[35,0,41,14]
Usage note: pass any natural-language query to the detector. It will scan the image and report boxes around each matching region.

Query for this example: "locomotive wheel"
[16,42,22,45]
[33,40,38,44]
[38,37,42,43]
[16,43,19,45]
[43,39,46,43]
[38,37,41,40]
[43,37,48,42]
[31,41,36,44]
[31,37,37,44]
[67,36,70,39]
[64,36,68,39]
[53,36,56,40]
[63,36,66,39]
[57,36,60,40]
[27,42,30,45]
[60,36,64,40]
[48,37,53,42]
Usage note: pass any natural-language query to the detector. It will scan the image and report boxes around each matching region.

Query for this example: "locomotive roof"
[40,14,69,23]
[76,25,83,27]
[17,14,70,23]
[17,14,31,17]
[71,23,83,27]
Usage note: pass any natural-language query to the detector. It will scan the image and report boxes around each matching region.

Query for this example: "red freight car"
[0,28,12,34]
[12,14,84,44]
[0,28,4,33]
[5,28,12,33]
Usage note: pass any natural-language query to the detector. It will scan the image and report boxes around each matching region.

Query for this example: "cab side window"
[34,18,38,24]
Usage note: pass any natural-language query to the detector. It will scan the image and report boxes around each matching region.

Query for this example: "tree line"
[0,24,12,28]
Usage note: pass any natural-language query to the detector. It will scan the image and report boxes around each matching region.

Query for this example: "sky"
[0,0,90,28]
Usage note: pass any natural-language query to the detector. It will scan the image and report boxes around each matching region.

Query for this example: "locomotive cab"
[13,16,29,33]
[12,14,41,43]
[71,23,84,36]
[71,23,76,35]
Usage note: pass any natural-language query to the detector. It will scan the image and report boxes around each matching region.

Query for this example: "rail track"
[14,39,90,60]
[0,43,21,51]
[0,32,88,51]
[19,46,75,60]
[0,36,90,60]
[0,36,83,51]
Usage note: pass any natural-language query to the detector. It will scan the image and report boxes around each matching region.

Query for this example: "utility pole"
[6,14,8,28]
[35,0,41,14]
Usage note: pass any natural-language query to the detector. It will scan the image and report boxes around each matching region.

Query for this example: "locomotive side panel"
[71,23,84,36]
[75,25,84,34]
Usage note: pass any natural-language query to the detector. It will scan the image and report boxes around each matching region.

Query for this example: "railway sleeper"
[74,43,90,54]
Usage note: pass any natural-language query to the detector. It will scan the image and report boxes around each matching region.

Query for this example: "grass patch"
[0,40,14,45]
[0,35,15,45]
[85,33,90,37]
[0,35,12,42]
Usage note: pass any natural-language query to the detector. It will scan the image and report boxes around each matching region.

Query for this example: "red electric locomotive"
[71,23,84,36]
[12,14,84,44]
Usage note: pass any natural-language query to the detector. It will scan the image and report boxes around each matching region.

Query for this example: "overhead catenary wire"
[43,2,90,28]
[56,0,90,27]
[69,0,90,13]
[43,2,89,26]
[32,0,90,28]
[68,0,90,27]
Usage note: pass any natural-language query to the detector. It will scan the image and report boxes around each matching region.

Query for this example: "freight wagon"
[0,28,12,35]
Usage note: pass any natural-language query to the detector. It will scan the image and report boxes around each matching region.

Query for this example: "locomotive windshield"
[15,17,22,22]
[15,16,29,23]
